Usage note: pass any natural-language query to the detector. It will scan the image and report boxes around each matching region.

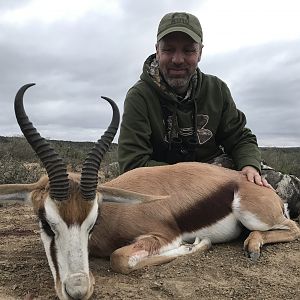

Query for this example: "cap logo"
[171,13,189,25]
[157,12,202,43]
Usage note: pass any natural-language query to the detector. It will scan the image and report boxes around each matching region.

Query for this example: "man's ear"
[155,43,159,60]
[198,43,204,62]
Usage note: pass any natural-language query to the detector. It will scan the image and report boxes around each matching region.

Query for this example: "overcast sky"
[1,0,299,146]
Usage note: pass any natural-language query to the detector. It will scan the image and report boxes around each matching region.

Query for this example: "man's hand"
[240,166,273,189]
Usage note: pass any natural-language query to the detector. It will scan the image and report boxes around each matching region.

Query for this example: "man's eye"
[40,219,55,237]
[185,49,196,53]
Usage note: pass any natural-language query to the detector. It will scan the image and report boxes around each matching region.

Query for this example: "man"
[118,12,300,217]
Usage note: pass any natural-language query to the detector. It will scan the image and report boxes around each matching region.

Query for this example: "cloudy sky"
[1,0,299,146]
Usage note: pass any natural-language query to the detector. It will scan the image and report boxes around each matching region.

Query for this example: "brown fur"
[1,162,300,280]
[89,181,238,257]
[176,182,236,232]
[56,178,95,226]
[9,173,95,226]
[103,163,242,199]
[90,163,300,265]
[238,180,285,226]
[89,201,179,257]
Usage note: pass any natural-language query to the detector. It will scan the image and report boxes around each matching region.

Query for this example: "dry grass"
[0,136,299,184]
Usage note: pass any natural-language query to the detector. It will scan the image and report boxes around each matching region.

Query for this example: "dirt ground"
[0,203,299,300]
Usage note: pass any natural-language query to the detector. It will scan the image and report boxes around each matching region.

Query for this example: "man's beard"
[164,76,190,94]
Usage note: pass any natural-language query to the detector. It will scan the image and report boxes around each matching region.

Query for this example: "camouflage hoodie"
[118,54,261,173]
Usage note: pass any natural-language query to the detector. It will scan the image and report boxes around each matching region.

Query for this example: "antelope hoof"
[244,249,260,261]
[249,251,260,261]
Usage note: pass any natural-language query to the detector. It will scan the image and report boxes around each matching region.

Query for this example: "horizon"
[1,1,300,146]
[1,135,299,148]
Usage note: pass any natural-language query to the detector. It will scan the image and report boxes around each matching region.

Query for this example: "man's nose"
[171,51,184,64]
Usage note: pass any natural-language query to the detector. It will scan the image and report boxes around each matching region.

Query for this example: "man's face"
[156,32,202,95]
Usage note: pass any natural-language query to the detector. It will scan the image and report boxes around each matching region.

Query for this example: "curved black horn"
[14,83,69,201]
[80,96,120,200]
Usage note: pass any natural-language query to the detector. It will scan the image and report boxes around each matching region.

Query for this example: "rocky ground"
[0,203,299,300]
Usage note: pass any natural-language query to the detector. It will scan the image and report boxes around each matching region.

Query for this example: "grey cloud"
[201,40,300,146]
[0,0,28,10]
[0,1,299,146]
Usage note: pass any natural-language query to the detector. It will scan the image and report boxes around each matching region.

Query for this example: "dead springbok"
[0,84,299,300]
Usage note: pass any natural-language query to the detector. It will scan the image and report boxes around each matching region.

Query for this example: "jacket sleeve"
[118,86,168,173]
[216,81,262,172]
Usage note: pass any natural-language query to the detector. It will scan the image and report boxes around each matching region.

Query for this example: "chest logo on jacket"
[196,114,213,144]
[164,113,213,146]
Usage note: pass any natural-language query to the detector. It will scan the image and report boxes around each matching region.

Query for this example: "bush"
[0,136,38,163]
[0,136,299,183]
[261,148,300,177]
[0,154,45,184]
[0,136,119,184]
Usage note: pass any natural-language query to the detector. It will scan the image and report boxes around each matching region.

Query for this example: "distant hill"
[0,136,118,184]
[0,136,299,184]
[0,135,117,162]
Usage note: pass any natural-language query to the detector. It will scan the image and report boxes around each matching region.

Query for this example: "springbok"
[0,84,299,300]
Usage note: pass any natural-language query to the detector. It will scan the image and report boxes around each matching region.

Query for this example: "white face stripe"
[40,195,99,297]
[40,229,57,284]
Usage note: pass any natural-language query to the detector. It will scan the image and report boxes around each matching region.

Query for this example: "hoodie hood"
[140,54,201,105]
[140,54,205,154]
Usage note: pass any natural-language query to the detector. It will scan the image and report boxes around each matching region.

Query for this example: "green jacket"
[118,54,261,174]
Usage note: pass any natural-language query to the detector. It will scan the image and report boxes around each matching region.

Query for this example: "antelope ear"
[0,176,49,205]
[0,184,34,204]
[97,185,170,204]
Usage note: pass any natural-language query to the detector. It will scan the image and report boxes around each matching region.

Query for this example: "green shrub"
[0,136,38,162]
[261,147,300,177]
[0,136,299,183]
[0,136,119,184]
[0,154,45,184]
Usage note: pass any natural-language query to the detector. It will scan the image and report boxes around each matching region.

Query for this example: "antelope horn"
[14,83,69,201]
[80,96,120,200]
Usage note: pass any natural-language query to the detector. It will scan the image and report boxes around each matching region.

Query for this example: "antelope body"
[0,84,299,300]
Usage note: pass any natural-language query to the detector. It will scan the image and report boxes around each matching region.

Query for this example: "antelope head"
[0,84,119,300]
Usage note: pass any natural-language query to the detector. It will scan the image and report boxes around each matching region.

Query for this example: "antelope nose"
[65,273,89,299]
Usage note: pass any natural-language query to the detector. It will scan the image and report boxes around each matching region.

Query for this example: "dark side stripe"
[50,238,60,282]
[176,182,236,233]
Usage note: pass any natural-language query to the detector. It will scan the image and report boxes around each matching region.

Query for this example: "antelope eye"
[88,222,97,239]
[88,225,95,236]
[40,219,55,237]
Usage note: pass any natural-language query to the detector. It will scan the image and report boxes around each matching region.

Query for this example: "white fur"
[159,238,211,257]
[128,250,149,267]
[40,227,57,285]
[232,193,270,231]
[159,237,182,254]
[41,196,98,298]
[0,192,30,203]
[283,203,290,219]
[182,213,242,243]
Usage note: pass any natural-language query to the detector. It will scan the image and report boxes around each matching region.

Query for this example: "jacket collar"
[143,54,199,104]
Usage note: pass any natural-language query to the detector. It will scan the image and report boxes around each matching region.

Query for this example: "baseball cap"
[157,12,203,43]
